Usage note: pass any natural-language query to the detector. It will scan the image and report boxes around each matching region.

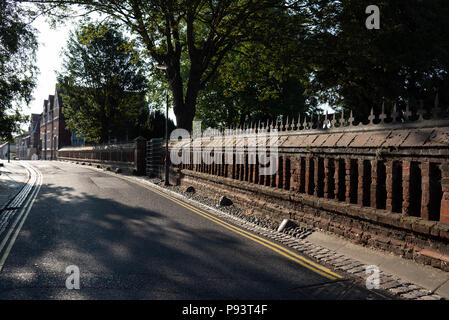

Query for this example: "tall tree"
[302,0,449,120]
[195,7,314,129]
[27,0,291,131]
[195,45,310,130]
[0,0,37,141]
[57,22,149,143]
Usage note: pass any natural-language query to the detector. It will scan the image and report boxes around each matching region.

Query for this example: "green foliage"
[195,54,310,129]
[195,7,316,128]
[0,0,37,141]
[303,0,449,120]
[31,0,449,129]
[57,22,151,143]
[145,110,176,139]
[31,0,294,131]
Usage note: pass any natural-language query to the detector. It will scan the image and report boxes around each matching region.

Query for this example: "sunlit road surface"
[0,161,391,300]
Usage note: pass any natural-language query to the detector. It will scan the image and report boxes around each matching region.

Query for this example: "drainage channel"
[0,163,42,272]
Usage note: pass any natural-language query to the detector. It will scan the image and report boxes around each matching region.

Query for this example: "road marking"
[83,165,343,281]
[68,162,342,280]
[0,163,42,272]
[145,185,342,281]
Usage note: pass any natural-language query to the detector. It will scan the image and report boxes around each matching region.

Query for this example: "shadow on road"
[0,171,389,300]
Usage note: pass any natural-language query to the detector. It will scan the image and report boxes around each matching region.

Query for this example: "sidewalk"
[307,231,449,299]
[0,160,29,211]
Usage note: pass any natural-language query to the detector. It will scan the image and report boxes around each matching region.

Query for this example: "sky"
[27,16,178,127]
[28,16,72,116]
[26,16,332,129]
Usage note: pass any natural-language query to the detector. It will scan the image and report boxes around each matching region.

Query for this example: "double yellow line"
[0,163,42,273]
[130,178,343,281]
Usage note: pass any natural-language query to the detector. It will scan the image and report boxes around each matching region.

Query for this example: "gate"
[147,138,163,177]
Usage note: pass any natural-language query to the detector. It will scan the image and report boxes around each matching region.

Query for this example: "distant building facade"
[39,87,72,160]
[16,134,30,160]
[10,85,82,160]
[15,113,41,160]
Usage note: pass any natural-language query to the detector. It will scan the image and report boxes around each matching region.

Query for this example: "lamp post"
[156,63,170,186]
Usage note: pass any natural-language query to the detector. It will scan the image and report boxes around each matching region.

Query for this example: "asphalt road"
[0,161,390,299]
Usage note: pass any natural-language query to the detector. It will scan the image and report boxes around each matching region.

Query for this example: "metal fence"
[58,143,136,164]
[147,138,163,177]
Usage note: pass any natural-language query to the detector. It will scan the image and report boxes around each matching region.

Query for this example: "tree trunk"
[175,105,195,133]
[168,63,202,133]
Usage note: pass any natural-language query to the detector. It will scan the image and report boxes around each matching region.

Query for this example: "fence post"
[134,136,147,176]
[440,162,449,223]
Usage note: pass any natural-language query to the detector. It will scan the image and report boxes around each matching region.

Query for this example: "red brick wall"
[166,122,449,271]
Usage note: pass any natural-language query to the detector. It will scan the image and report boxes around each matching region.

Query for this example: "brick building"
[39,87,72,160]
[29,113,41,155]
[14,113,40,160]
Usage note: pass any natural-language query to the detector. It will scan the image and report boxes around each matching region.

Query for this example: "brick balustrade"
[166,106,449,271]
[57,137,147,175]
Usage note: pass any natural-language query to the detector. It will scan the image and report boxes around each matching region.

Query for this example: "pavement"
[306,231,449,299]
[0,160,29,211]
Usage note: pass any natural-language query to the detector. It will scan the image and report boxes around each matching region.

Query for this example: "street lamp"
[156,63,170,186]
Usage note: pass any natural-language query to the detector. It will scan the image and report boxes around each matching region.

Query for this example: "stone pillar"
[357,160,365,206]
[345,158,351,203]
[370,160,378,209]
[254,154,259,184]
[244,154,249,181]
[386,160,394,211]
[289,157,296,191]
[324,158,330,199]
[314,157,319,197]
[134,136,147,176]
[232,154,236,179]
[209,155,213,174]
[305,156,311,195]
[402,160,411,215]
[264,155,271,186]
[216,157,220,176]
[298,157,305,193]
[220,153,224,176]
[276,156,283,188]
[420,161,430,220]
[248,155,253,183]
[334,158,340,200]
[259,154,265,185]
[440,162,449,223]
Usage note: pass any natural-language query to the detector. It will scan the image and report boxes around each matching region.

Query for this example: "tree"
[27,0,292,132]
[302,0,449,120]
[0,0,37,141]
[145,109,176,139]
[194,46,310,130]
[194,7,315,129]
[57,22,150,143]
